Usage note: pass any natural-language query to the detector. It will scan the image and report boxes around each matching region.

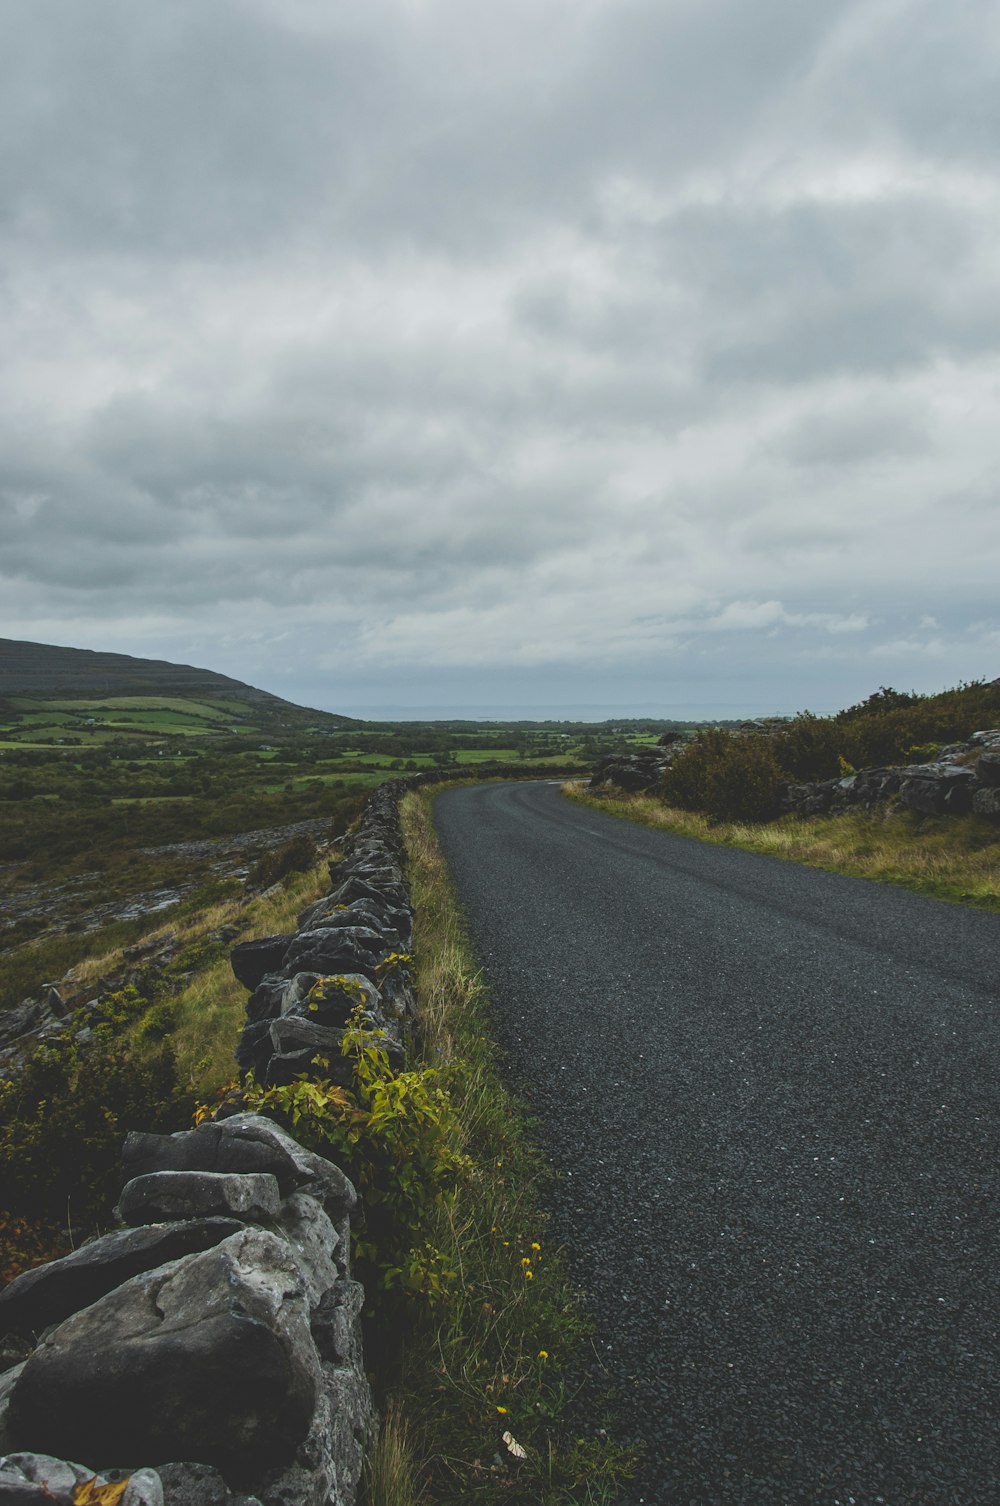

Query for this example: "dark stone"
[0,1220,242,1337]
[310,1281,365,1368]
[124,1125,294,1183]
[157,1461,261,1506]
[975,750,1000,787]
[899,764,976,815]
[285,972,381,1028]
[230,936,293,991]
[270,1016,347,1058]
[281,930,382,982]
[329,876,409,913]
[151,1117,362,1229]
[264,1049,326,1088]
[972,786,1000,816]
[210,1115,357,1218]
[7,1230,319,1484]
[243,976,286,1024]
[235,1017,275,1079]
[116,1171,282,1227]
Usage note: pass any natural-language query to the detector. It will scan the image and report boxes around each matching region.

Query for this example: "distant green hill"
[0,636,353,727]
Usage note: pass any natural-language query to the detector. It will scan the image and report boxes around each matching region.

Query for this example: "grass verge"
[362,788,636,1506]
[565,783,1000,910]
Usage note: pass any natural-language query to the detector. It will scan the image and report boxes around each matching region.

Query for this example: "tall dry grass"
[565,784,1000,909]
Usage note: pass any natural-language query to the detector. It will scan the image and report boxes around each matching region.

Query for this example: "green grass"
[365,788,637,1505]
[565,784,1000,910]
[169,859,341,1100]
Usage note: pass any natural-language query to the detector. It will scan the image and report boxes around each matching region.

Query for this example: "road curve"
[432,781,1000,1506]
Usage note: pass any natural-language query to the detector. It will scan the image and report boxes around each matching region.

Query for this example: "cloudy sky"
[2,0,999,717]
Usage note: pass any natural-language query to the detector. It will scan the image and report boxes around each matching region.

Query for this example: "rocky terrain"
[591,722,1000,823]
[0,782,417,1505]
[778,728,1000,818]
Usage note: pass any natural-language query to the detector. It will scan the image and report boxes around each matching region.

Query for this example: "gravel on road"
[433,781,1000,1506]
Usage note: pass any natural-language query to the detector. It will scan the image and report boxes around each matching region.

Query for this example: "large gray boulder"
[124,1115,357,1221]
[116,1171,282,1227]
[0,1219,242,1337]
[972,786,1000,816]
[231,937,294,991]
[7,1229,319,1482]
[898,762,976,815]
[975,750,1000,787]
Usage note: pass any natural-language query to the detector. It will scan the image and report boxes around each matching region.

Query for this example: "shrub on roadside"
[0,987,186,1244]
[663,729,784,821]
[247,834,318,890]
[242,1003,470,1313]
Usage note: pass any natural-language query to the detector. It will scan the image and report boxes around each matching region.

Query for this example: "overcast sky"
[1,0,998,717]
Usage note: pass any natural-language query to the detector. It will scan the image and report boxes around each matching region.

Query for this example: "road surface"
[433,780,1000,1506]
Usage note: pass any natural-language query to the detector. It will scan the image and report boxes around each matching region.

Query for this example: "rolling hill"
[0,636,354,729]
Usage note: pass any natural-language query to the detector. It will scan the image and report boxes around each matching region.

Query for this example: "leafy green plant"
[246,834,318,890]
[243,1005,471,1307]
[663,729,784,821]
[0,987,186,1238]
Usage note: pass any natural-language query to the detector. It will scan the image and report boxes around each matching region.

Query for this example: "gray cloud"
[1,0,998,715]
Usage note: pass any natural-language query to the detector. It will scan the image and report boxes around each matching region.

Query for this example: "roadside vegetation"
[658,680,1000,824]
[0,844,346,1283]
[567,784,1000,909]
[573,681,1000,910]
[1,765,637,1501]
[348,787,636,1505]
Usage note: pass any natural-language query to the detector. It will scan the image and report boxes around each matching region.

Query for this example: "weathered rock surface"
[0,1455,163,1506]
[231,937,294,991]
[898,761,977,815]
[116,1171,282,1227]
[124,1116,357,1221]
[975,749,1000,786]
[7,1230,320,1481]
[156,1461,262,1506]
[0,1220,242,1337]
[775,728,1000,821]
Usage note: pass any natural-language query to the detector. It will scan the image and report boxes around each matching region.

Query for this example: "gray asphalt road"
[432,781,1000,1506]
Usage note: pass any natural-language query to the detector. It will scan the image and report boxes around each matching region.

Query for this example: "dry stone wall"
[778,728,1000,819]
[0,779,425,1506]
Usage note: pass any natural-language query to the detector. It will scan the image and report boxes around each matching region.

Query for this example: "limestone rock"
[7,1229,320,1481]
[972,786,1000,816]
[156,1461,262,1506]
[282,929,384,981]
[0,1219,242,1337]
[116,1171,282,1226]
[0,1453,97,1504]
[231,936,294,991]
[123,1124,297,1184]
[975,750,1000,787]
[207,1115,357,1220]
[284,974,381,1028]
[899,763,976,815]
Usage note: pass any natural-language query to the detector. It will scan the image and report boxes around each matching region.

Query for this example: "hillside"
[0,636,354,728]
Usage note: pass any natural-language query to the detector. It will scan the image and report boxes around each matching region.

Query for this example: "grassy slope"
[565,784,1000,911]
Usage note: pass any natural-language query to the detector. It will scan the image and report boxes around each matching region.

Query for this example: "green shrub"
[247,834,318,890]
[243,1005,470,1311]
[663,729,784,821]
[0,987,186,1236]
